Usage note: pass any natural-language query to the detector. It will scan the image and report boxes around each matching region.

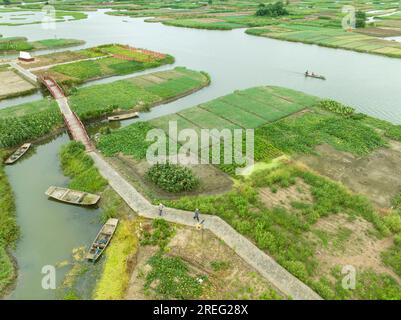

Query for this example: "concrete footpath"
[89,151,322,300]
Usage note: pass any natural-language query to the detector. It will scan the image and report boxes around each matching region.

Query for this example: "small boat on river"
[45,186,100,206]
[107,112,139,121]
[86,218,119,262]
[5,143,31,164]
[305,72,326,80]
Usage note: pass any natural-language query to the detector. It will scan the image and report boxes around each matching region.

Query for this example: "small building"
[18,51,34,62]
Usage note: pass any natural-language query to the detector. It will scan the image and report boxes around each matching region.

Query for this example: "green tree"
[356,11,366,28]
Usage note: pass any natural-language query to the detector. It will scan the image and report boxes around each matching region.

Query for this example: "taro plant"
[146,162,199,193]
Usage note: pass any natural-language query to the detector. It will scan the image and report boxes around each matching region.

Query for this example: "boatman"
[158,203,164,216]
[305,70,309,76]
[193,208,200,222]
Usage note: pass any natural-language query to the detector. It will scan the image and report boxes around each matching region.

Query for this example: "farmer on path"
[193,208,200,222]
[158,203,164,216]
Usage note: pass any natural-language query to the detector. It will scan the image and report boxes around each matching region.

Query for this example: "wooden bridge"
[40,76,94,151]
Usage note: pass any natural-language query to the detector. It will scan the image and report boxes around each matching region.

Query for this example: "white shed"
[18,51,34,62]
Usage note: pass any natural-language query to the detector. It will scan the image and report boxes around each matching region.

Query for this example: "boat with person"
[4,143,32,164]
[107,112,139,121]
[305,71,326,80]
[45,186,100,206]
[86,218,119,262]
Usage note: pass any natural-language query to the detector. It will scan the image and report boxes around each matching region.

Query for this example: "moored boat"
[108,112,139,121]
[45,186,100,206]
[5,143,31,164]
[86,218,119,261]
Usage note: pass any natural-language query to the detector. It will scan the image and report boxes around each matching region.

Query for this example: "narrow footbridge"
[40,76,94,151]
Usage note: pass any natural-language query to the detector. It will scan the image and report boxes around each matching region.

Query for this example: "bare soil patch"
[308,213,400,283]
[258,178,313,210]
[0,70,36,99]
[107,154,233,200]
[296,143,401,208]
[125,224,283,299]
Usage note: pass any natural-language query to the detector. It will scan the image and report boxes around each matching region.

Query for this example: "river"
[1,9,401,299]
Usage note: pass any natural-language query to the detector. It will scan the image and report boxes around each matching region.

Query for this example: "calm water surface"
[1,9,401,299]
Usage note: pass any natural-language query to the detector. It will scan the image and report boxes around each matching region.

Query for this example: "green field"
[0,67,209,148]
[97,85,316,160]
[69,67,210,120]
[44,44,174,86]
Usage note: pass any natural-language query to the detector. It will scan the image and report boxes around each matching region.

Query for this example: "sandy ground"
[0,70,36,99]
[296,142,401,208]
[125,223,283,300]
[308,213,400,284]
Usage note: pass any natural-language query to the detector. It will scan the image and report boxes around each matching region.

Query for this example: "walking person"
[158,203,164,216]
[193,208,200,222]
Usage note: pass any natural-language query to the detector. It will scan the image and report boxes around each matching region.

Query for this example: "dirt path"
[89,151,322,300]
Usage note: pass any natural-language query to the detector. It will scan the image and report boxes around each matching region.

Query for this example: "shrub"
[146,163,199,193]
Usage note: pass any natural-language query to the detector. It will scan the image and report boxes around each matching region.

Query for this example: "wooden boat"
[5,143,31,164]
[45,186,100,206]
[108,112,139,121]
[305,73,326,80]
[86,218,119,261]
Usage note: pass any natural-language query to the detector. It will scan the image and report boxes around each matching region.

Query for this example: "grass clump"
[146,163,199,193]
[60,141,107,193]
[97,122,155,159]
[140,218,175,250]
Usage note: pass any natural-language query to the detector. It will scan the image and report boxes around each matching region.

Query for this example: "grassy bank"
[60,142,107,194]
[0,150,19,297]
[93,219,139,300]
[58,141,140,300]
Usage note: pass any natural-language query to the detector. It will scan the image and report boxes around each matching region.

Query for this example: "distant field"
[0,37,84,54]
[246,24,401,58]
